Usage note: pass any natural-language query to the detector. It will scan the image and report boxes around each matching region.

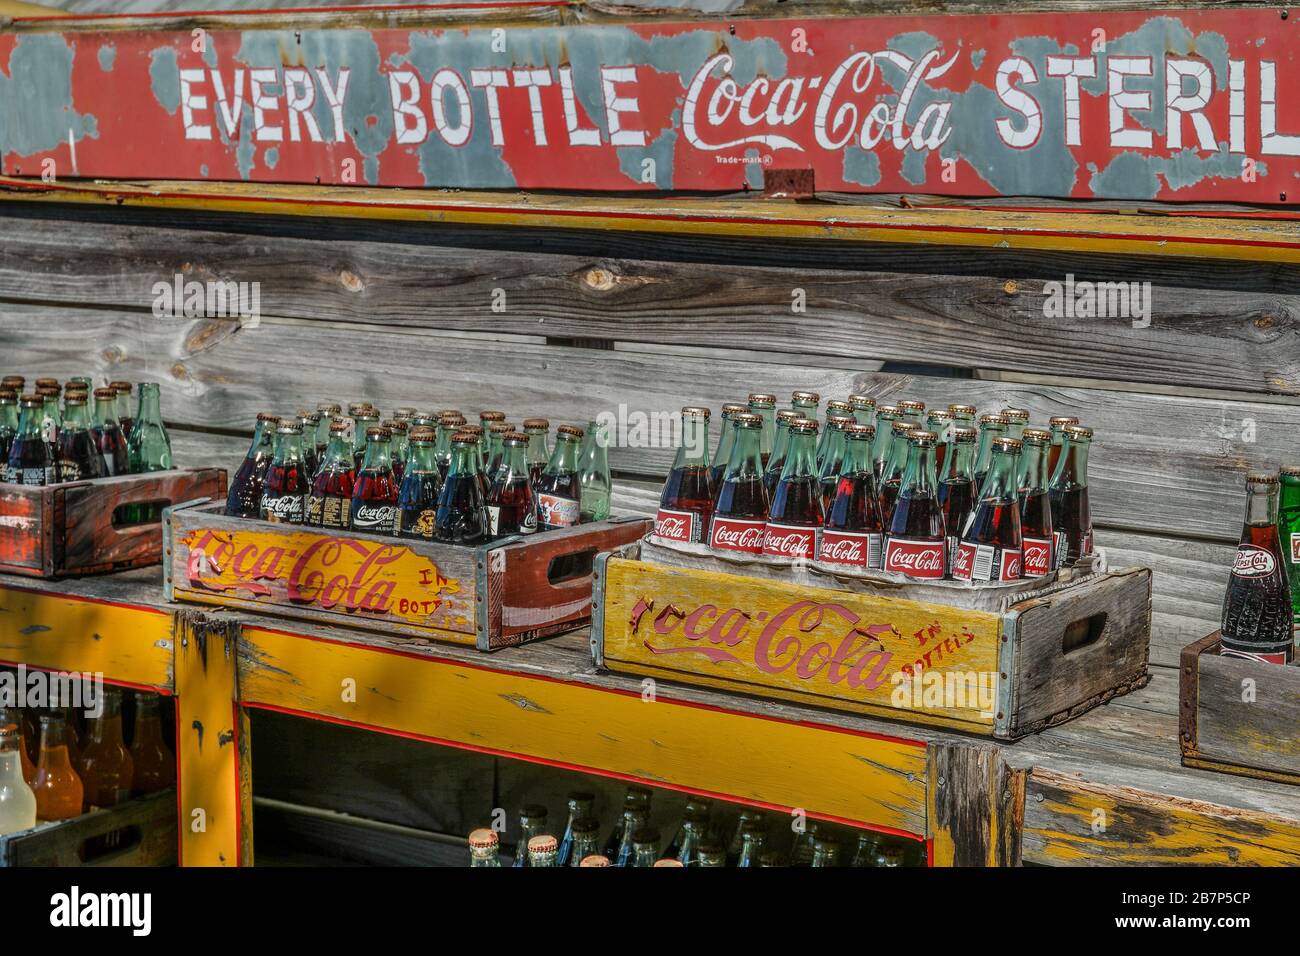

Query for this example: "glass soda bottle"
[90,387,130,478]
[819,423,883,570]
[848,393,876,428]
[315,403,341,454]
[468,828,502,867]
[478,410,505,458]
[56,393,104,482]
[1047,415,1079,476]
[4,394,56,486]
[577,420,612,523]
[817,414,854,514]
[816,399,853,470]
[384,418,409,484]
[461,424,488,500]
[710,403,746,487]
[129,693,175,794]
[761,409,800,502]
[1018,428,1056,578]
[926,409,952,473]
[568,818,602,867]
[726,808,765,864]
[882,431,946,580]
[259,422,309,524]
[762,417,822,560]
[790,390,820,420]
[111,382,134,438]
[484,421,511,477]
[513,805,547,867]
[1220,472,1294,665]
[77,688,133,811]
[603,787,650,859]
[307,419,356,530]
[127,382,172,474]
[36,384,61,457]
[948,403,976,427]
[526,834,558,867]
[1278,465,1300,647]
[0,724,36,836]
[522,418,551,488]
[535,424,584,531]
[877,420,919,527]
[897,399,925,426]
[709,412,769,556]
[486,431,537,537]
[747,393,777,467]
[225,413,279,518]
[396,426,441,540]
[972,413,1006,488]
[555,791,595,866]
[938,426,978,575]
[32,713,83,821]
[435,431,489,544]
[631,827,662,867]
[1048,424,1094,566]
[656,408,714,544]
[0,389,17,465]
[297,411,322,478]
[351,426,400,535]
[871,404,902,479]
[613,805,650,867]
[736,825,766,867]
[953,437,1023,583]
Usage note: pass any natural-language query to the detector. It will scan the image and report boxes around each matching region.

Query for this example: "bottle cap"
[383,419,407,433]
[891,420,916,436]
[393,406,418,419]
[845,423,875,440]
[826,415,854,430]
[1063,424,1093,441]
[111,381,133,394]
[1246,471,1279,485]
[979,413,1008,426]
[527,834,558,854]
[947,403,977,417]
[523,417,550,431]
[578,854,610,867]
[0,390,16,402]
[450,430,479,444]
[571,816,600,836]
[20,394,42,406]
[556,424,585,440]
[1280,465,1300,478]
[653,858,684,868]
[731,412,764,429]
[1020,428,1052,444]
[63,393,87,406]
[1002,407,1030,421]
[908,430,939,445]
[1049,415,1080,429]
[680,406,711,419]
[408,426,436,443]
[479,410,506,423]
[721,403,748,417]
[897,399,925,413]
[91,387,118,400]
[825,399,853,414]
[991,437,1023,453]
[502,431,528,445]
[488,421,512,434]
[467,828,499,850]
[317,402,342,415]
[329,419,350,435]
[747,393,777,406]
[949,426,978,443]
[276,422,303,435]
[788,418,819,434]
[461,423,483,438]
[926,409,952,423]
[631,827,661,845]
[775,409,800,424]
[365,425,392,441]
[848,394,876,410]
[34,377,59,390]
[791,390,821,405]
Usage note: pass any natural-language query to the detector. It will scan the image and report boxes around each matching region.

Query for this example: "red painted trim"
[243,621,930,751]
[12,2,569,23]
[0,579,169,617]
[0,660,170,695]
[243,700,927,842]
[926,837,934,867]
[4,176,1297,253]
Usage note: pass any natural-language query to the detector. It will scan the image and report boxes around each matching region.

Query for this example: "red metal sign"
[2,8,1299,201]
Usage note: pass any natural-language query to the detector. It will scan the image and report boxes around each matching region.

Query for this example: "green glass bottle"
[870,405,902,479]
[761,409,800,501]
[566,817,602,868]
[577,420,612,523]
[5,394,56,485]
[513,805,547,868]
[816,399,853,470]
[0,389,17,463]
[613,806,650,867]
[747,393,777,466]
[468,828,502,867]
[555,791,595,867]
[1279,465,1300,651]
[711,403,745,487]
[735,824,765,867]
[127,382,173,474]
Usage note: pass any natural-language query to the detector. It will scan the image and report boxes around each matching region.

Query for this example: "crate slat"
[0,790,177,867]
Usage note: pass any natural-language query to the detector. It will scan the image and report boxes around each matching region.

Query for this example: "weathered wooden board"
[595,552,1150,738]
[927,743,1025,867]
[4,305,1295,543]
[0,789,177,867]
[0,468,227,577]
[5,7,1300,204]
[2,209,1297,396]
[1180,632,1300,786]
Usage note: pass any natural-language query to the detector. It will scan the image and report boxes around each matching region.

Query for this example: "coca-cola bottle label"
[1021,536,1054,578]
[708,516,765,555]
[351,502,397,534]
[817,529,882,569]
[309,495,351,530]
[261,493,305,524]
[398,508,438,539]
[952,542,1021,582]
[761,523,817,560]
[539,493,580,529]
[59,459,82,482]
[655,507,700,544]
[1053,530,1067,569]
[488,505,536,536]
[882,537,946,579]
[1219,645,1291,665]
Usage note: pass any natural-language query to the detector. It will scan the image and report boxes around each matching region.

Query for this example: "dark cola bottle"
[877,420,919,528]
[938,426,978,575]
[396,426,441,540]
[882,431,946,580]
[523,418,551,489]
[384,419,409,485]
[926,409,952,474]
[487,431,538,537]
[1048,424,1094,566]
[762,417,822,561]
[952,437,1022,583]
[710,403,747,488]
[351,408,381,472]
[351,426,400,535]
[819,423,883,570]
[259,423,309,525]
[296,411,322,478]
[484,421,512,477]
[761,409,800,502]
[436,431,489,544]
[308,419,356,530]
[1047,415,1079,479]
[818,414,855,515]
[972,414,1007,489]
[0,390,17,464]
[55,393,105,483]
[536,424,585,532]
[433,412,464,484]
[225,413,280,518]
[110,382,134,440]
[1017,428,1055,578]
[748,393,777,467]
[5,394,57,486]
[1220,472,1294,665]
[871,405,902,479]
[708,412,768,556]
[655,408,714,545]
[90,387,130,477]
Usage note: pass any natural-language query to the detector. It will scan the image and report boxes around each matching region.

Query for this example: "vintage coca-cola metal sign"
[4,8,1300,202]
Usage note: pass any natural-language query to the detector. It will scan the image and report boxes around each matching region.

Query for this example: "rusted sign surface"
[2,9,1299,201]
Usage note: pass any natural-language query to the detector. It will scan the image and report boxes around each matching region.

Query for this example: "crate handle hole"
[547,549,597,585]
[1063,611,1108,654]
[111,500,173,529]
[79,824,144,863]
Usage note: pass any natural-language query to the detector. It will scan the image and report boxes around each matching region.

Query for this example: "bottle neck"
[0,402,16,431]
[1050,437,1090,489]
[779,431,818,480]
[360,438,392,473]
[673,417,711,469]
[766,422,791,473]
[525,429,549,465]
[546,436,582,474]
[714,415,736,462]
[1245,485,1279,525]
[17,403,43,438]
[115,390,132,422]
[883,430,911,479]
[63,403,90,429]
[321,435,353,471]
[841,436,873,474]
[977,448,1020,502]
[93,397,120,430]
[447,443,477,478]
[941,440,975,481]
[900,442,938,496]
[38,720,73,767]
[974,424,1004,471]
[1018,442,1049,493]
[751,404,776,453]
[723,427,764,481]
[136,385,163,426]
[872,416,899,466]
[272,432,305,467]
[818,428,847,478]
[407,441,438,474]
[497,443,528,479]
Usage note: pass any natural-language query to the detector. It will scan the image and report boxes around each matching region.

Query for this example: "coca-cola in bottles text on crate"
[597,391,1153,740]
[0,373,225,578]
[166,401,649,652]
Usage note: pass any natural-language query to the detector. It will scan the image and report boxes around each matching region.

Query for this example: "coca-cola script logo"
[1022,537,1052,578]
[710,516,765,554]
[818,530,876,567]
[883,538,945,579]
[181,528,459,622]
[261,494,304,521]
[352,504,397,527]
[655,508,698,543]
[761,523,817,560]
[1232,545,1277,577]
